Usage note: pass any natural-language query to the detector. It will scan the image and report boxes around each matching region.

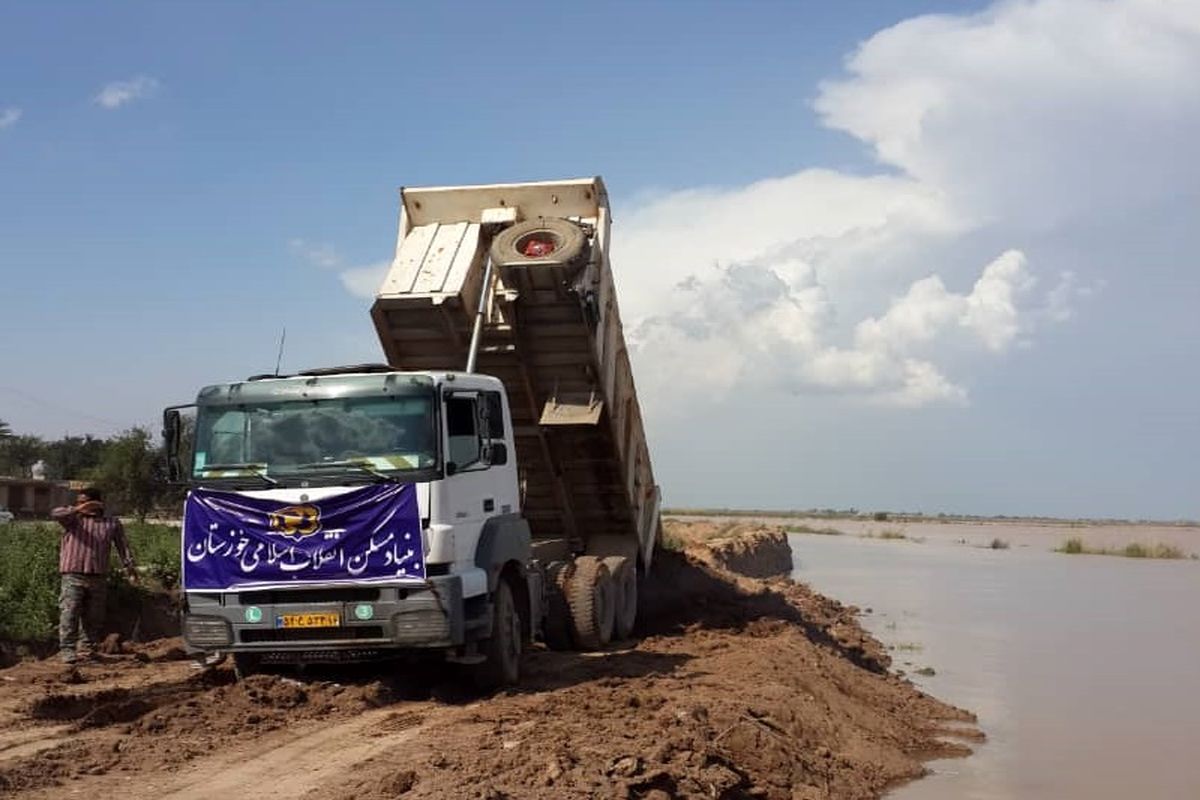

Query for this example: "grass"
[0,520,179,642]
[662,520,743,551]
[783,524,843,536]
[989,538,1011,550]
[1055,536,1192,559]
[661,531,688,552]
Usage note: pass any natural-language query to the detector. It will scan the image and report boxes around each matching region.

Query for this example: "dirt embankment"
[668,520,796,579]
[0,522,977,800]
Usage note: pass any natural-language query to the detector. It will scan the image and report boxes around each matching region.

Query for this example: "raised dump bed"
[371,178,661,568]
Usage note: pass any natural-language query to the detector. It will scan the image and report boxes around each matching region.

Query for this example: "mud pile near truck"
[0,521,976,800]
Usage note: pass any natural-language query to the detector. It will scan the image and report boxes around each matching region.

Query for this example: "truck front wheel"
[473,579,523,689]
[232,653,261,681]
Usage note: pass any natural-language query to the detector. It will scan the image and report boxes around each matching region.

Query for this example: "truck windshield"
[192,393,436,481]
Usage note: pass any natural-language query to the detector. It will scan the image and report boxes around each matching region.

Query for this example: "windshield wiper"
[294,460,394,481]
[196,463,278,486]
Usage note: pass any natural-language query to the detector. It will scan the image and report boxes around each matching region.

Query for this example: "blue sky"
[2,1,1197,519]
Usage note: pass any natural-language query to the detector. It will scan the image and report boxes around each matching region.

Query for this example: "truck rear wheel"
[567,556,615,650]
[473,579,523,689]
[543,561,574,651]
[490,217,587,268]
[603,556,638,640]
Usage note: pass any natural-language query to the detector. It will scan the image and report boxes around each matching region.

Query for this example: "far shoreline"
[665,510,1200,557]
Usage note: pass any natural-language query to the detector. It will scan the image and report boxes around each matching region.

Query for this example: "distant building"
[0,477,73,517]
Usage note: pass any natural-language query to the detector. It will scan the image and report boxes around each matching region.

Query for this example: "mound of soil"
[321,526,975,800]
[666,519,795,579]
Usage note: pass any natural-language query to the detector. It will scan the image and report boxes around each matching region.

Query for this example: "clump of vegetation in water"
[862,529,909,541]
[1055,537,1190,559]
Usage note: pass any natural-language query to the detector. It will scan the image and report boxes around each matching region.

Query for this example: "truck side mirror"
[162,405,196,484]
[163,409,182,482]
[487,442,508,466]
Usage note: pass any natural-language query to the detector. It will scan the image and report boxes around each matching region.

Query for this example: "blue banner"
[182,484,425,590]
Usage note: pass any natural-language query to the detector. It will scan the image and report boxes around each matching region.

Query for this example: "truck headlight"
[184,615,232,647]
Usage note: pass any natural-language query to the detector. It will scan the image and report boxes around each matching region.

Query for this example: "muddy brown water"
[787,529,1200,799]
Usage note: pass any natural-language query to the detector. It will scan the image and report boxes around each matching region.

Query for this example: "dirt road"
[0,523,978,799]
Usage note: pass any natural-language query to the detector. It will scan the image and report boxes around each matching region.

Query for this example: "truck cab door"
[434,391,519,577]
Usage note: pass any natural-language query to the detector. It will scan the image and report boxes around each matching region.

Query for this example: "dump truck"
[164,177,661,685]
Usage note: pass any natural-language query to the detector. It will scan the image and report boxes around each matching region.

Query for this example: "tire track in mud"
[0,725,72,764]
[146,707,430,800]
[0,655,440,798]
[0,664,235,794]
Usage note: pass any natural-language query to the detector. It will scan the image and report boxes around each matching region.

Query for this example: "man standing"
[51,488,137,664]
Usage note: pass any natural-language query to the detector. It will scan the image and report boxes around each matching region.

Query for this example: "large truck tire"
[490,217,587,268]
[603,556,638,640]
[232,653,260,681]
[472,579,523,690]
[543,561,575,651]
[567,556,615,650]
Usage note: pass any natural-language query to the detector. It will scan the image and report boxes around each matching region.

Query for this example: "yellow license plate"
[275,612,340,629]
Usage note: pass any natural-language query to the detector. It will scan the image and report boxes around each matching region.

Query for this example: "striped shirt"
[51,507,136,575]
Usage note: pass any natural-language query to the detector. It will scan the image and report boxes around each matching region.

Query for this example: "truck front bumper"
[183,575,465,656]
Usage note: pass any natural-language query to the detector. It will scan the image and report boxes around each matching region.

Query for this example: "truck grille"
[240,626,385,643]
[238,588,380,605]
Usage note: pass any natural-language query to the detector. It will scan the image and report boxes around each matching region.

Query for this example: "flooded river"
[788,531,1200,799]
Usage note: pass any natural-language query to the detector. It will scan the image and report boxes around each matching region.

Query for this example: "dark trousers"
[59,573,107,653]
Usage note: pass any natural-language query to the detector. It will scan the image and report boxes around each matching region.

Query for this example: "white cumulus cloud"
[0,108,21,130]
[612,0,1199,412]
[814,0,1200,225]
[93,76,160,109]
[339,262,390,299]
[290,238,387,299]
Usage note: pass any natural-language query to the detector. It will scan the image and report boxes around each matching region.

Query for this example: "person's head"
[76,487,103,507]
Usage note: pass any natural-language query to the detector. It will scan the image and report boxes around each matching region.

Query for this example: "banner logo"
[267,504,321,539]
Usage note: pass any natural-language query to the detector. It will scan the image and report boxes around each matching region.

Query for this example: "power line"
[0,385,132,428]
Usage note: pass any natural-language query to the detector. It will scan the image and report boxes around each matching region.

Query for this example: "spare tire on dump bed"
[490,217,587,268]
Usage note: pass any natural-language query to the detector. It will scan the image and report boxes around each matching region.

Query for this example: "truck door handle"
[483,498,495,512]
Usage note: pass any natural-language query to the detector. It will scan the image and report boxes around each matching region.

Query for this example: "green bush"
[0,523,62,641]
[125,522,182,589]
[0,521,180,643]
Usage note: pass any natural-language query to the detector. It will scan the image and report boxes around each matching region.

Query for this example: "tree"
[88,428,165,521]
[42,435,107,481]
[0,419,11,439]
[0,435,46,478]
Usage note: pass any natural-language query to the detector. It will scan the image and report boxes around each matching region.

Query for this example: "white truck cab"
[169,367,538,685]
